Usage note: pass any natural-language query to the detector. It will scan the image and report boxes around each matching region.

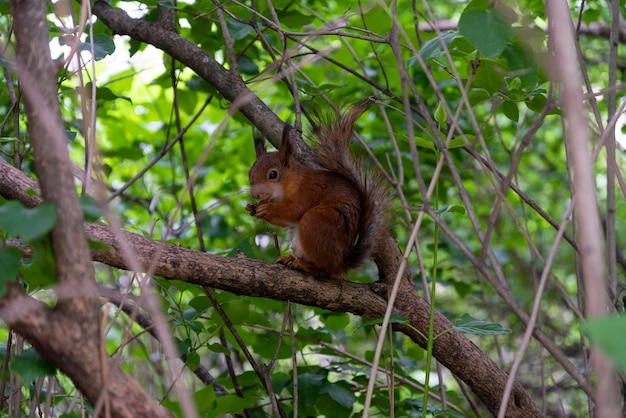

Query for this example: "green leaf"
[447,137,468,149]
[214,394,257,415]
[458,3,513,58]
[449,35,477,56]
[103,146,144,160]
[525,93,547,112]
[276,10,314,29]
[219,298,250,324]
[502,41,540,90]
[297,371,327,408]
[90,85,132,104]
[0,201,57,242]
[83,33,116,60]
[472,59,505,94]
[297,326,333,344]
[582,8,600,26]
[188,295,212,312]
[582,315,626,371]
[176,337,192,356]
[321,381,357,409]
[502,100,519,122]
[19,240,57,289]
[435,204,466,216]
[320,312,350,332]
[193,385,216,414]
[0,247,21,280]
[79,194,104,222]
[185,351,200,371]
[237,56,259,75]
[434,101,447,124]
[66,129,77,142]
[10,348,56,382]
[227,19,253,40]
[253,333,291,359]
[359,314,409,329]
[414,136,436,151]
[453,313,511,335]
[207,343,231,355]
[0,247,22,295]
[467,88,491,106]
[418,31,458,61]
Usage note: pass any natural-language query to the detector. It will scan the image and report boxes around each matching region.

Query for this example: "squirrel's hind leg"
[294,207,355,275]
[277,230,326,274]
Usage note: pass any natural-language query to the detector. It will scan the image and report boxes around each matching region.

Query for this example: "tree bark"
[3,0,172,416]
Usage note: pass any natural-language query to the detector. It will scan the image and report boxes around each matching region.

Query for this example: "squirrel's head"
[248,123,294,202]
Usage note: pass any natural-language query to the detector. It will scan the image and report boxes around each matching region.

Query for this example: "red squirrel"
[246,100,388,276]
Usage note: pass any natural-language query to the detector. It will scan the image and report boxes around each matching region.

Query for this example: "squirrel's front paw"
[253,202,268,218]
[246,202,257,215]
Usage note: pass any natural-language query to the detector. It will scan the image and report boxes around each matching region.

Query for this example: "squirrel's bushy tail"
[312,98,389,272]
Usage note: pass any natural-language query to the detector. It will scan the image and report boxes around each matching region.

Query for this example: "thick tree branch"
[11,0,97,315]
[0,157,541,417]
[0,283,173,417]
[91,0,294,152]
[4,0,172,416]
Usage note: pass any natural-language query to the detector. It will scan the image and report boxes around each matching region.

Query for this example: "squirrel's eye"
[269,170,278,180]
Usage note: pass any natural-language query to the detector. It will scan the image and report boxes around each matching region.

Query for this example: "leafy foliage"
[582,316,626,371]
[0,0,624,416]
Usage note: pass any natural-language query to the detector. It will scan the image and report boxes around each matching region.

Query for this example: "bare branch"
[546,1,620,415]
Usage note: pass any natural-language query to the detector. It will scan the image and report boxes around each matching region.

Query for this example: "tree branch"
[0,156,541,417]
[11,0,97,315]
[91,0,294,152]
[4,0,172,415]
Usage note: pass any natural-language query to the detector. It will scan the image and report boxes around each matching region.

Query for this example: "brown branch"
[4,0,172,416]
[0,283,172,417]
[0,156,541,417]
[547,1,620,415]
[91,0,295,154]
[11,0,97,313]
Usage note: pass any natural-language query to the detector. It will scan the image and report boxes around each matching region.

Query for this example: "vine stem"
[422,162,440,417]
[361,142,447,418]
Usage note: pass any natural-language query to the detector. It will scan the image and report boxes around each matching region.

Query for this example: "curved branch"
[92,0,294,153]
[0,283,172,418]
[0,157,541,417]
[4,0,172,415]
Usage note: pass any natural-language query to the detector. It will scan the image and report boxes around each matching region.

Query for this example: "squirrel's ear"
[278,123,294,166]
[253,131,267,158]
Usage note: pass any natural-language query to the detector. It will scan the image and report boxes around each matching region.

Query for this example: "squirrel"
[246,99,388,277]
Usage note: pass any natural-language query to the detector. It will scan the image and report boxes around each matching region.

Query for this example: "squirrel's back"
[311,99,389,272]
